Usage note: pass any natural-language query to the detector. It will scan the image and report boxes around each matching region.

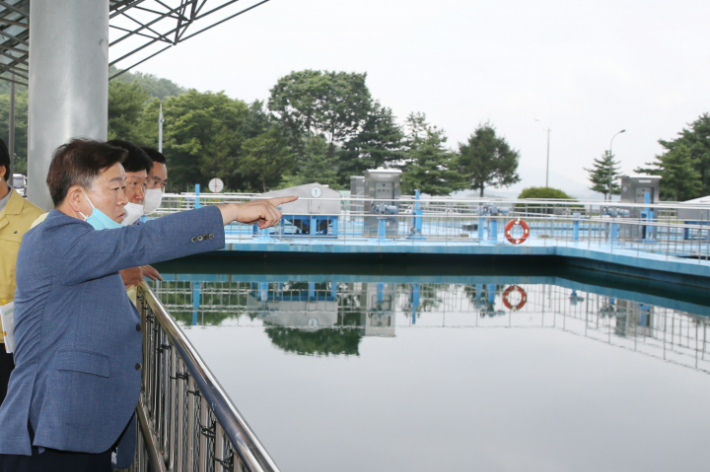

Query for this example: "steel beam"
[27,0,109,210]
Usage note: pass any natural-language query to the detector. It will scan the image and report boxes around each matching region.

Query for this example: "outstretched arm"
[217,196,298,228]
[52,196,297,286]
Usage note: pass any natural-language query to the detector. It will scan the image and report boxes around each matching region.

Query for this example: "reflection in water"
[150,277,710,372]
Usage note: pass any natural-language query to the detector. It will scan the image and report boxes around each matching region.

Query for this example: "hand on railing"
[218,196,298,229]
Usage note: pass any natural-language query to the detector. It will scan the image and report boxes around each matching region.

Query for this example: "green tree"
[584,151,621,200]
[0,90,28,174]
[147,90,249,192]
[518,187,575,199]
[337,101,404,184]
[268,70,372,160]
[282,135,340,188]
[0,70,185,177]
[241,100,273,140]
[264,325,362,356]
[0,80,23,95]
[636,145,701,201]
[458,123,521,197]
[108,80,150,143]
[516,187,578,214]
[399,112,463,195]
[240,128,294,192]
[111,67,186,100]
[652,113,710,195]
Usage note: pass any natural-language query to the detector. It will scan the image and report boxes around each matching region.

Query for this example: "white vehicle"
[13,174,27,197]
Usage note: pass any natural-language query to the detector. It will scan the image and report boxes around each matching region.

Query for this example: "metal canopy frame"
[0,0,270,86]
[0,0,29,86]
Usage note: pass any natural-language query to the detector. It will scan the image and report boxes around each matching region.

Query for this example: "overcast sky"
[118,0,710,198]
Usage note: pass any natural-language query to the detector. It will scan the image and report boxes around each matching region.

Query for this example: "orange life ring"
[502,285,527,310]
[505,218,530,245]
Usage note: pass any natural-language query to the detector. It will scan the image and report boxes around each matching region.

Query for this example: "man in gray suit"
[0,139,295,472]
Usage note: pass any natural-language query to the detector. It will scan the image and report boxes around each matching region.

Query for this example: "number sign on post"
[208,178,224,193]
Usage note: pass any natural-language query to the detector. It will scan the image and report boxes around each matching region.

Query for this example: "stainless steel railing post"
[187,376,196,471]
[131,283,280,472]
[198,394,209,472]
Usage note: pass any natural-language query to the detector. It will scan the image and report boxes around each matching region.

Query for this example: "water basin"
[151,257,710,472]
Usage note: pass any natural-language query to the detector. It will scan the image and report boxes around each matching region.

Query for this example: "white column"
[27,0,109,210]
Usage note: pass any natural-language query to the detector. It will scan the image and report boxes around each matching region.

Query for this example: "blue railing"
[150,194,710,261]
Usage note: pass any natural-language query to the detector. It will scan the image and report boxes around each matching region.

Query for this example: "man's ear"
[66,186,84,213]
[0,165,6,183]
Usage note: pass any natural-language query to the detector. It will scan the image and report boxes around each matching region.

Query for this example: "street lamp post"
[608,129,626,201]
[535,119,551,187]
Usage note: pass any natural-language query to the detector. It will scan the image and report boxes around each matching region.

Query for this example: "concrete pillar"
[27,1,109,210]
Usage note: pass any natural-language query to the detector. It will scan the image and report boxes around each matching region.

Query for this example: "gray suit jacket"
[0,205,224,463]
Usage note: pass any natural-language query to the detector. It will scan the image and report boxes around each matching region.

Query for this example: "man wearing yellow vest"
[0,139,43,404]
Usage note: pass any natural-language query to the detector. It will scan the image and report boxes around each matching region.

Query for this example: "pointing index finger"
[268,196,298,206]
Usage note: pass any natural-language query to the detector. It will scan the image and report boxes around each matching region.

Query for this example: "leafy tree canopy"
[517,187,575,199]
[240,127,294,192]
[656,113,710,196]
[636,144,701,201]
[264,325,362,356]
[281,135,340,189]
[336,101,404,185]
[111,67,186,101]
[516,187,578,214]
[399,112,463,195]
[268,70,372,159]
[241,100,273,140]
[0,79,25,95]
[108,81,150,143]
[458,123,521,197]
[143,90,250,192]
[636,113,710,200]
[584,150,621,200]
[0,90,28,174]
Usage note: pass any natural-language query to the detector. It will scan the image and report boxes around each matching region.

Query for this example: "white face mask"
[121,202,144,226]
[143,188,163,215]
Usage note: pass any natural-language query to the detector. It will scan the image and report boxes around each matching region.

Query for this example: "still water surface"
[150,263,710,472]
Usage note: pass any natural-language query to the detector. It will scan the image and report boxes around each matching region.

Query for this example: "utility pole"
[545,127,550,188]
[158,102,164,153]
[535,119,551,187]
[8,73,15,179]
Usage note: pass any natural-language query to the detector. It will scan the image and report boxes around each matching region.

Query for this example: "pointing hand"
[219,196,298,228]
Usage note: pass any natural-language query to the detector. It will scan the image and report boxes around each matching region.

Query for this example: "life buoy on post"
[502,285,527,310]
[505,218,530,245]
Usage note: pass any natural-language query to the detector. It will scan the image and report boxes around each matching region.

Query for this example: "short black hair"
[0,138,9,182]
[46,139,127,206]
[106,140,152,173]
[141,146,167,166]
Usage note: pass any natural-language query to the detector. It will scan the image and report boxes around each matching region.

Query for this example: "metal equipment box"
[620,175,660,204]
[262,183,342,236]
[350,176,365,214]
[360,283,396,337]
[619,175,661,240]
[363,169,401,237]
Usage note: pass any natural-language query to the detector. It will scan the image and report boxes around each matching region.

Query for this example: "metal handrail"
[129,283,280,472]
[156,192,710,210]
